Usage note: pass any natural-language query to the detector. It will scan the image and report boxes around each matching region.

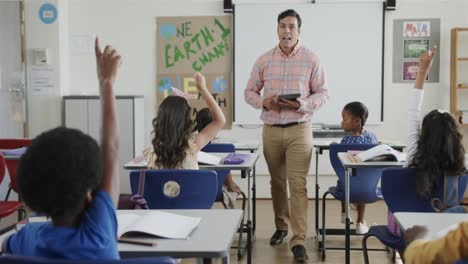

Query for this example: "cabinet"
[450,28,468,125]
[63,95,144,193]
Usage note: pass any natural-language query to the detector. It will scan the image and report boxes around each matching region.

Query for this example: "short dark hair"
[343,101,369,127]
[17,127,102,220]
[195,108,212,133]
[278,9,302,28]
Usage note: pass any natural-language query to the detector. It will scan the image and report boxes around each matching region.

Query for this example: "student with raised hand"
[195,108,240,195]
[2,38,121,259]
[337,101,378,234]
[387,46,466,258]
[144,73,226,172]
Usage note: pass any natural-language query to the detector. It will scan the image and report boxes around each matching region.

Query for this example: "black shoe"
[292,245,308,262]
[269,229,288,245]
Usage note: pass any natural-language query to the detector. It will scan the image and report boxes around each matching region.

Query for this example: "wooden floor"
[0,199,403,264]
[182,199,403,264]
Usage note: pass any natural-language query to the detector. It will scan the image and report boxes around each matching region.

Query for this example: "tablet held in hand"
[278,93,300,101]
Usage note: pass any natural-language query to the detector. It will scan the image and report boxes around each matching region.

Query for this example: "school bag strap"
[430,174,466,213]
[130,170,149,209]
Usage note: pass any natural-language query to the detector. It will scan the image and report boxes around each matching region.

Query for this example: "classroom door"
[0,0,27,138]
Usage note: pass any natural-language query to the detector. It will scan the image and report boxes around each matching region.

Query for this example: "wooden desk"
[124,152,259,264]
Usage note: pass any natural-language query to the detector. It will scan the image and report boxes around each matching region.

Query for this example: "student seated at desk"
[195,108,240,194]
[404,223,468,264]
[388,47,467,259]
[143,73,226,197]
[2,38,121,259]
[336,101,378,234]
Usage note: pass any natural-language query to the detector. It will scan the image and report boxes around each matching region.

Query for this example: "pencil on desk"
[118,238,157,247]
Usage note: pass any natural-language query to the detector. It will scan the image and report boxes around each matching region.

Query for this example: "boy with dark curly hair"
[2,38,122,260]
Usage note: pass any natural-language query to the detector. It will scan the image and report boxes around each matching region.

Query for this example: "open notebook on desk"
[117,211,201,240]
[348,144,406,162]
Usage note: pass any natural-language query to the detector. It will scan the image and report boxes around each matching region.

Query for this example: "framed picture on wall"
[404,39,430,58]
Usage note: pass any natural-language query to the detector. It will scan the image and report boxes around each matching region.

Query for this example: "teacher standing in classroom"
[244,9,328,262]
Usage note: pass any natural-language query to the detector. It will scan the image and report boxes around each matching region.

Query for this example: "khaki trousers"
[262,122,313,248]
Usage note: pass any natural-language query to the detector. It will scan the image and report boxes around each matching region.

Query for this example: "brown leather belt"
[270,121,305,128]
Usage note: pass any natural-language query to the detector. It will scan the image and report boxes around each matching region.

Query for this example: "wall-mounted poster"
[403,21,431,37]
[404,39,430,58]
[403,62,419,80]
[156,16,233,128]
[393,18,440,83]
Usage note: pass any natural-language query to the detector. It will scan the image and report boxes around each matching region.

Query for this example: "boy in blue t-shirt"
[338,101,378,234]
[2,38,122,260]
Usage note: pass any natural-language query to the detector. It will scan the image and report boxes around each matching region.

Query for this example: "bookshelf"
[450,28,468,126]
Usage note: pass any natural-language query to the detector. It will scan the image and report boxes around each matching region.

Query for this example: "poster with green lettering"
[156,16,232,128]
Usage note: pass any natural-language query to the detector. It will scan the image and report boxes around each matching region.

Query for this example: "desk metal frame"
[124,152,259,264]
[337,152,404,264]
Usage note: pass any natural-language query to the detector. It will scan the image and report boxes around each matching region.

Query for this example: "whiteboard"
[234,2,384,125]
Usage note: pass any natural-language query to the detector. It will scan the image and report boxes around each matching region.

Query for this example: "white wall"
[23,0,468,198]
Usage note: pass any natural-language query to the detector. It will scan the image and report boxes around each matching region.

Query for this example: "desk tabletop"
[394,212,468,240]
[313,142,406,151]
[211,139,260,152]
[337,152,405,168]
[0,209,243,259]
[119,209,243,258]
[124,152,259,171]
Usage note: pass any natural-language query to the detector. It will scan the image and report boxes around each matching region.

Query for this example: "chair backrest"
[0,256,176,264]
[381,168,468,213]
[329,143,383,203]
[201,143,235,200]
[130,169,218,209]
[0,139,32,194]
[0,154,5,185]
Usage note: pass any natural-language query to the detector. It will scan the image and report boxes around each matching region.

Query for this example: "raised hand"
[95,37,122,87]
[419,46,437,76]
[194,72,208,92]
[415,46,436,89]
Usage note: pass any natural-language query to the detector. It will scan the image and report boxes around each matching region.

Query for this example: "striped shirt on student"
[244,41,329,125]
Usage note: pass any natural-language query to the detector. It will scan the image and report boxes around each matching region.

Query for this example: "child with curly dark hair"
[2,38,121,259]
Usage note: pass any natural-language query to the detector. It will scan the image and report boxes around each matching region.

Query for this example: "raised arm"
[415,47,436,90]
[193,72,226,150]
[95,38,121,206]
[405,47,436,165]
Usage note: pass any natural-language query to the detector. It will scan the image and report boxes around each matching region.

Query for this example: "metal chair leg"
[237,191,247,260]
[362,232,373,264]
[321,191,330,261]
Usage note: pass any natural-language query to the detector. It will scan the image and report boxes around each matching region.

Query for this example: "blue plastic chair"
[0,256,176,264]
[321,143,383,261]
[129,169,218,209]
[362,168,468,264]
[201,143,247,259]
[454,260,468,264]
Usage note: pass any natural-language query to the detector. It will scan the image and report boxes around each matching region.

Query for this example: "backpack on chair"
[431,175,468,213]
[118,170,149,210]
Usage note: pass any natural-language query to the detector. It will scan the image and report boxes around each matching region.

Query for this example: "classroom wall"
[22,0,468,198]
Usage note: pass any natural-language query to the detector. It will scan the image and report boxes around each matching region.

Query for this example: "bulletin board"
[156,15,233,128]
[392,18,440,83]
